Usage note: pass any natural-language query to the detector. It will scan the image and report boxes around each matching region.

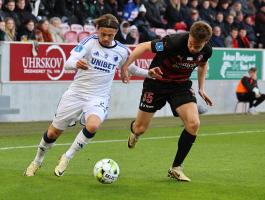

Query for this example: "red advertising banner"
[9,43,154,81]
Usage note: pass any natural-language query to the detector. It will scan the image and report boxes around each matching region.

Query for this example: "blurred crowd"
[0,0,264,48]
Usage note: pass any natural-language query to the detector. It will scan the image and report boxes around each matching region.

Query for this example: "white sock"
[33,138,55,164]
[65,129,93,159]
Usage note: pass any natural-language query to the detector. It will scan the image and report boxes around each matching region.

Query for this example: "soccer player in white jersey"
[24,14,162,177]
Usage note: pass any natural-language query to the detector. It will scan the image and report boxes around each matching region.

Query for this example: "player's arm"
[121,42,152,83]
[127,64,163,79]
[197,62,213,106]
[64,44,89,70]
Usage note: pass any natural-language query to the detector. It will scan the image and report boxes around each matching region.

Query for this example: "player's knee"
[86,124,99,133]
[186,119,200,133]
[47,127,62,139]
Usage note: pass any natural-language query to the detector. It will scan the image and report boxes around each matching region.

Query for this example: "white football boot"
[168,166,191,182]
[24,161,41,176]
[54,154,70,177]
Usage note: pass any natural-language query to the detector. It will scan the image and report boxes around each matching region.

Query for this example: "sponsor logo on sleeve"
[74,45,83,52]
[155,42,164,52]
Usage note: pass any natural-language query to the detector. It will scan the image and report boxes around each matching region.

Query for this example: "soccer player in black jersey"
[121,21,213,182]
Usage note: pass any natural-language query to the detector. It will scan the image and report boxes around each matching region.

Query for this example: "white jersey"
[65,34,129,98]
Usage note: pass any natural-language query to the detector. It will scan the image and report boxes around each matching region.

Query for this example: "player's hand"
[76,59,89,70]
[148,67,163,79]
[255,93,261,98]
[199,89,213,106]
[121,65,130,84]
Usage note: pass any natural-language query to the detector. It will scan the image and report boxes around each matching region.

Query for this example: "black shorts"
[139,80,197,117]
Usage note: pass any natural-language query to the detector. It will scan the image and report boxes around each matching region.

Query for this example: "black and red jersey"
[149,32,212,83]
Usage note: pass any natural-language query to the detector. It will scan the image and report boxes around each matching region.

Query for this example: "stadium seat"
[166,29,177,35]
[70,24,84,34]
[234,101,249,114]
[78,31,91,42]
[154,28,167,38]
[64,31,78,43]
[83,24,96,34]
[60,23,70,34]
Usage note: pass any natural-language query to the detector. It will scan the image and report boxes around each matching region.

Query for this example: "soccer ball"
[93,158,120,184]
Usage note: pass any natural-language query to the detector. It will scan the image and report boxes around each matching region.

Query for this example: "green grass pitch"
[0,114,265,200]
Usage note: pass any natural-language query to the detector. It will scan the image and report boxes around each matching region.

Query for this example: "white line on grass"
[0,129,264,151]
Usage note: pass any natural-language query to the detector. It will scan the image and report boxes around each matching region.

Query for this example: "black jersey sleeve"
[201,44,213,62]
[151,35,175,54]
[241,76,257,92]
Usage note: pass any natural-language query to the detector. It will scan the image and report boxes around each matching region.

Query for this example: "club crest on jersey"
[155,42,164,52]
[113,55,119,62]
[93,51,99,57]
[74,45,83,52]
[104,53,109,58]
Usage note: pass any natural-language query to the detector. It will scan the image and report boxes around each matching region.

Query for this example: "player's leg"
[168,102,199,182]
[24,90,83,176]
[128,89,165,148]
[24,125,63,176]
[253,94,265,108]
[128,110,155,148]
[166,89,198,181]
[55,98,107,176]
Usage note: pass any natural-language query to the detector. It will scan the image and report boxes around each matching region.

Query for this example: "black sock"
[130,120,135,133]
[82,127,96,138]
[43,131,56,143]
[172,129,196,167]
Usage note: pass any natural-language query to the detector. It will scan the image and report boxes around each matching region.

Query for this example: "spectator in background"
[225,27,238,47]
[189,0,199,10]
[4,17,16,41]
[244,15,256,47]
[186,9,200,29]
[3,0,20,28]
[35,19,53,42]
[180,0,190,23]
[80,0,102,23]
[15,0,37,29]
[255,2,265,48]
[209,0,218,23]
[217,0,230,18]
[129,25,140,44]
[122,0,140,22]
[234,11,245,29]
[223,14,235,37]
[0,0,6,21]
[210,25,225,47]
[133,4,158,42]
[199,0,214,24]
[144,0,167,28]
[230,1,243,15]
[237,27,250,48]
[115,20,135,44]
[104,0,120,21]
[0,19,5,40]
[236,67,265,114]
[49,17,64,43]
[232,0,249,15]
[247,0,257,16]
[213,12,225,36]
[17,19,36,41]
[253,0,264,10]
[165,0,184,29]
